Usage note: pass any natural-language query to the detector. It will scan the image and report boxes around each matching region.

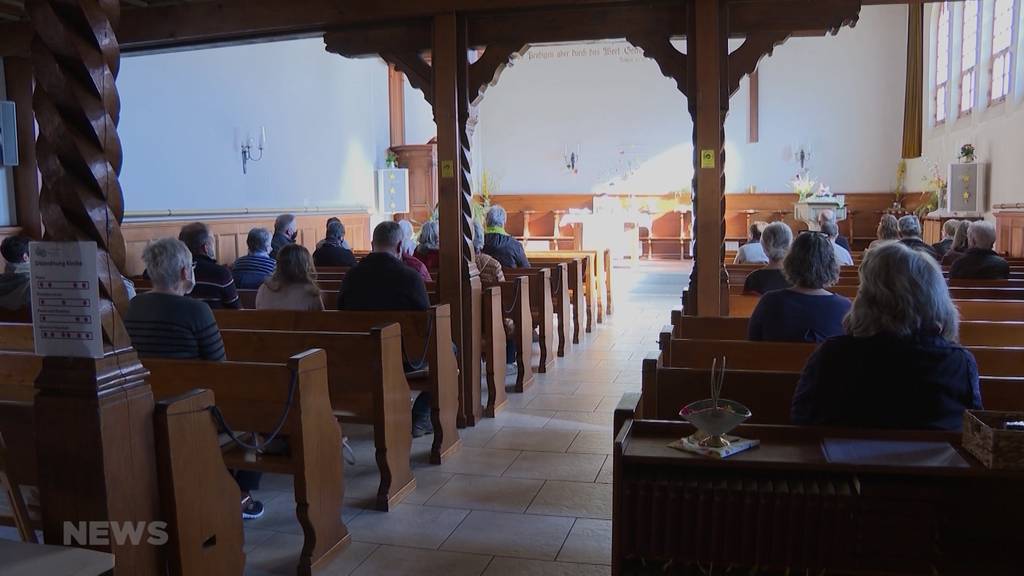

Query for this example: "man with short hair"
[271,213,297,259]
[0,235,32,316]
[482,205,530,268]
[231,228,276,289]
[313,220,357,267]
[338,221,433,435]
[817,210,851,252]
[932,219,959,259]
[821,221,854,266]
[950,221,1010,280]
[897,215,941,261]
[178,222,241,309]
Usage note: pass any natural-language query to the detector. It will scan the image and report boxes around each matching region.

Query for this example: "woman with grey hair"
[483,204,531,268]
[867,214,899,251]
[747,231,851,342]
[734,221,768,265]
[472,219,504,284]
[792,242,981,430]
[742,221,793,295]
[415,220,441,270]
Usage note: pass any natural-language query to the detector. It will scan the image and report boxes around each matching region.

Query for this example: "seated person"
[483,205,530,268]
[748,231,851,343]
[0,235,32,318]
[179,222,241,309]
[338,222,432,436]
[931,219,959,259]
[897,215,940,261]
[821,221,854,266]
[949,221,1010,280]
[941,220,972,266]
[792,242,982,431]
[231,227,276,289]
[313,220,357,268]
[271,213,298,259]
[866,214,899,251]
[742,222,792,295]
[257,244,325,311]
[734,222,768,265]
[123,238,267,518]
[414,220,441,271]
[472,220,504,284]
[398,220,432,282]
[817,210,851,252]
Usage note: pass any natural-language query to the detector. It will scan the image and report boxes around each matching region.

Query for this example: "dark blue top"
[337,252,429,312]
[748,289,851,343]
[483,233,530,268]
[792,333,982,431]
[231,253,276,290]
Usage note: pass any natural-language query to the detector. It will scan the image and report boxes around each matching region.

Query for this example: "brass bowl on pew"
[679,399,752,448]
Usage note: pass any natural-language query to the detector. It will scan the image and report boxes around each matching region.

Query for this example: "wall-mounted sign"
[441,160,455,179]
[700,150,716,169]
[30,241,103,358]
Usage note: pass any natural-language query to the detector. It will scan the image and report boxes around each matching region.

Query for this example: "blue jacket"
[483,233,530,268]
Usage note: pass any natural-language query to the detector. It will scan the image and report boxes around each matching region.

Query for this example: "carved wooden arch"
[382,51,434,106]
[626,35,688,97]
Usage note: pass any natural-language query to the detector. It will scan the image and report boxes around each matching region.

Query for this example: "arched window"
[990,0,1017,103]
[935,2,951,124]
[960,0,980,116]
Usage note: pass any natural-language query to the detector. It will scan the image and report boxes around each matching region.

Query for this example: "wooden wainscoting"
[121,212,371,276]
[996,210,1024,258]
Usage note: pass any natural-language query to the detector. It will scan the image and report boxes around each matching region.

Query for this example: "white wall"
[407,5,908,197]
[0,59,15,226]
[908,3,1024,213]
[118,38,390,213]
[404,78,436,146]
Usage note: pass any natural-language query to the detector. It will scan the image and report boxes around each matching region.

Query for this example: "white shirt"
[735,242,768,264]
[833,242,854,266]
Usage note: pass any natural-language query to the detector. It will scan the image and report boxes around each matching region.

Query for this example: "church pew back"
[154,390,245,575]
[213,307,461,464]
[144,349,349,573]
[491,276,534,392]
[510,263,570,358]
[480,286,508,418]
[727,295,1024,320]
[527,255,591,336]
[218,325,414,511]
[504,268,555,372]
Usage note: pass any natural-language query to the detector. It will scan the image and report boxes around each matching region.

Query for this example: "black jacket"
[899,237,941,261]
[270,232,294,259]
[313,242,357,268]
[483,233,530,268]
[337,252,429,311]
[949,248,1011,280]
[932,238,953,259]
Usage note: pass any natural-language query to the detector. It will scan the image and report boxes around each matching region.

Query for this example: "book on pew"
[821,438,970,468]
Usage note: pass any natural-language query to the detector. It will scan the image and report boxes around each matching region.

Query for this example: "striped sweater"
[125,292,226,360]
[191,255,241,309]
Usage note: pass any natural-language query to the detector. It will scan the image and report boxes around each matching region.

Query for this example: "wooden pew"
[0,323,33,352]
[217,326,415,511]
[526,255,588,341]
[0,400,38,538]
[666,314,1024,348]
[612,416,1024,575]
[213,307,461,464]
[638,362,1024,424]
[661,338,1024,378]
[510,263,570,358]
[492,277,535,392]
[154,390,245,575]
[480,286,508,418]
[504,268,555,372]
[145,349,349,575]
[726,295,1024,321]
[527,249,610,323]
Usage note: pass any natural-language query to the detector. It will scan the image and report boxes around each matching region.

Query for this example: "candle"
[259,127,267,149]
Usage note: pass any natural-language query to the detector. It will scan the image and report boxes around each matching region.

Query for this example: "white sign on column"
[29,241,104,358]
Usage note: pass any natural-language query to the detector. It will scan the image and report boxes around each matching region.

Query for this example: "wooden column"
[689,0,728,316]
[433,13,482,428]
[3,57,41,239]
[27,1,162,572]
[388,64,406,147]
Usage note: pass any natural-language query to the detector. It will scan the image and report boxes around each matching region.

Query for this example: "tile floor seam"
[553,516,581,561]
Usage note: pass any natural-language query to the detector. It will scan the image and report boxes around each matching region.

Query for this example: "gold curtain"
[902,3,924,159]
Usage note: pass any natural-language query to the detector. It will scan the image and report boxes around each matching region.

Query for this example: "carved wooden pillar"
[27,1,162,572]
[3,57,42,239]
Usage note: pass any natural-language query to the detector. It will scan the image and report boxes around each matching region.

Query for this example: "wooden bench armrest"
[614,393,642,438]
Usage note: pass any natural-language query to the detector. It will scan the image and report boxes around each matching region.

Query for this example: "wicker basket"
[962,410,1024,470]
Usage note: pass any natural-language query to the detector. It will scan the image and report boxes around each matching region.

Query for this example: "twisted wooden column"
[28,0,132,349]
[27,3,162,572]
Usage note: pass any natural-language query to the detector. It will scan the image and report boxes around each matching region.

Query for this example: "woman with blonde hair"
[256,244,324,311]
[792,242,981,430]
[867,214,899,251]
[941,219,972,266]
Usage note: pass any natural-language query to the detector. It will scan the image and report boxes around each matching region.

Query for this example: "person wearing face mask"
[124,238,266,519]
[271,213,298,259]
[179,222,241,309]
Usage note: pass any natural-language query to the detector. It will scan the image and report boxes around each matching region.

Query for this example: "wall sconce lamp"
[242,127,267,175]
[564,144,581,175]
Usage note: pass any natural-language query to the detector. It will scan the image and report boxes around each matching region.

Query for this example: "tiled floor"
[0,260,688,576]
[243,261,688,575]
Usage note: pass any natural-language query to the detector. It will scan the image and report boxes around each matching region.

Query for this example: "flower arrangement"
[790,172,818,201]
[472,171,499,223]
[894,159,907,206]
[959,143,976,163]
[385,149,399,168]
[918,160,947,217]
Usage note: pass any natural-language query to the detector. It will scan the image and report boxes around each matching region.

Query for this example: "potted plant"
[385,149,399,168]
